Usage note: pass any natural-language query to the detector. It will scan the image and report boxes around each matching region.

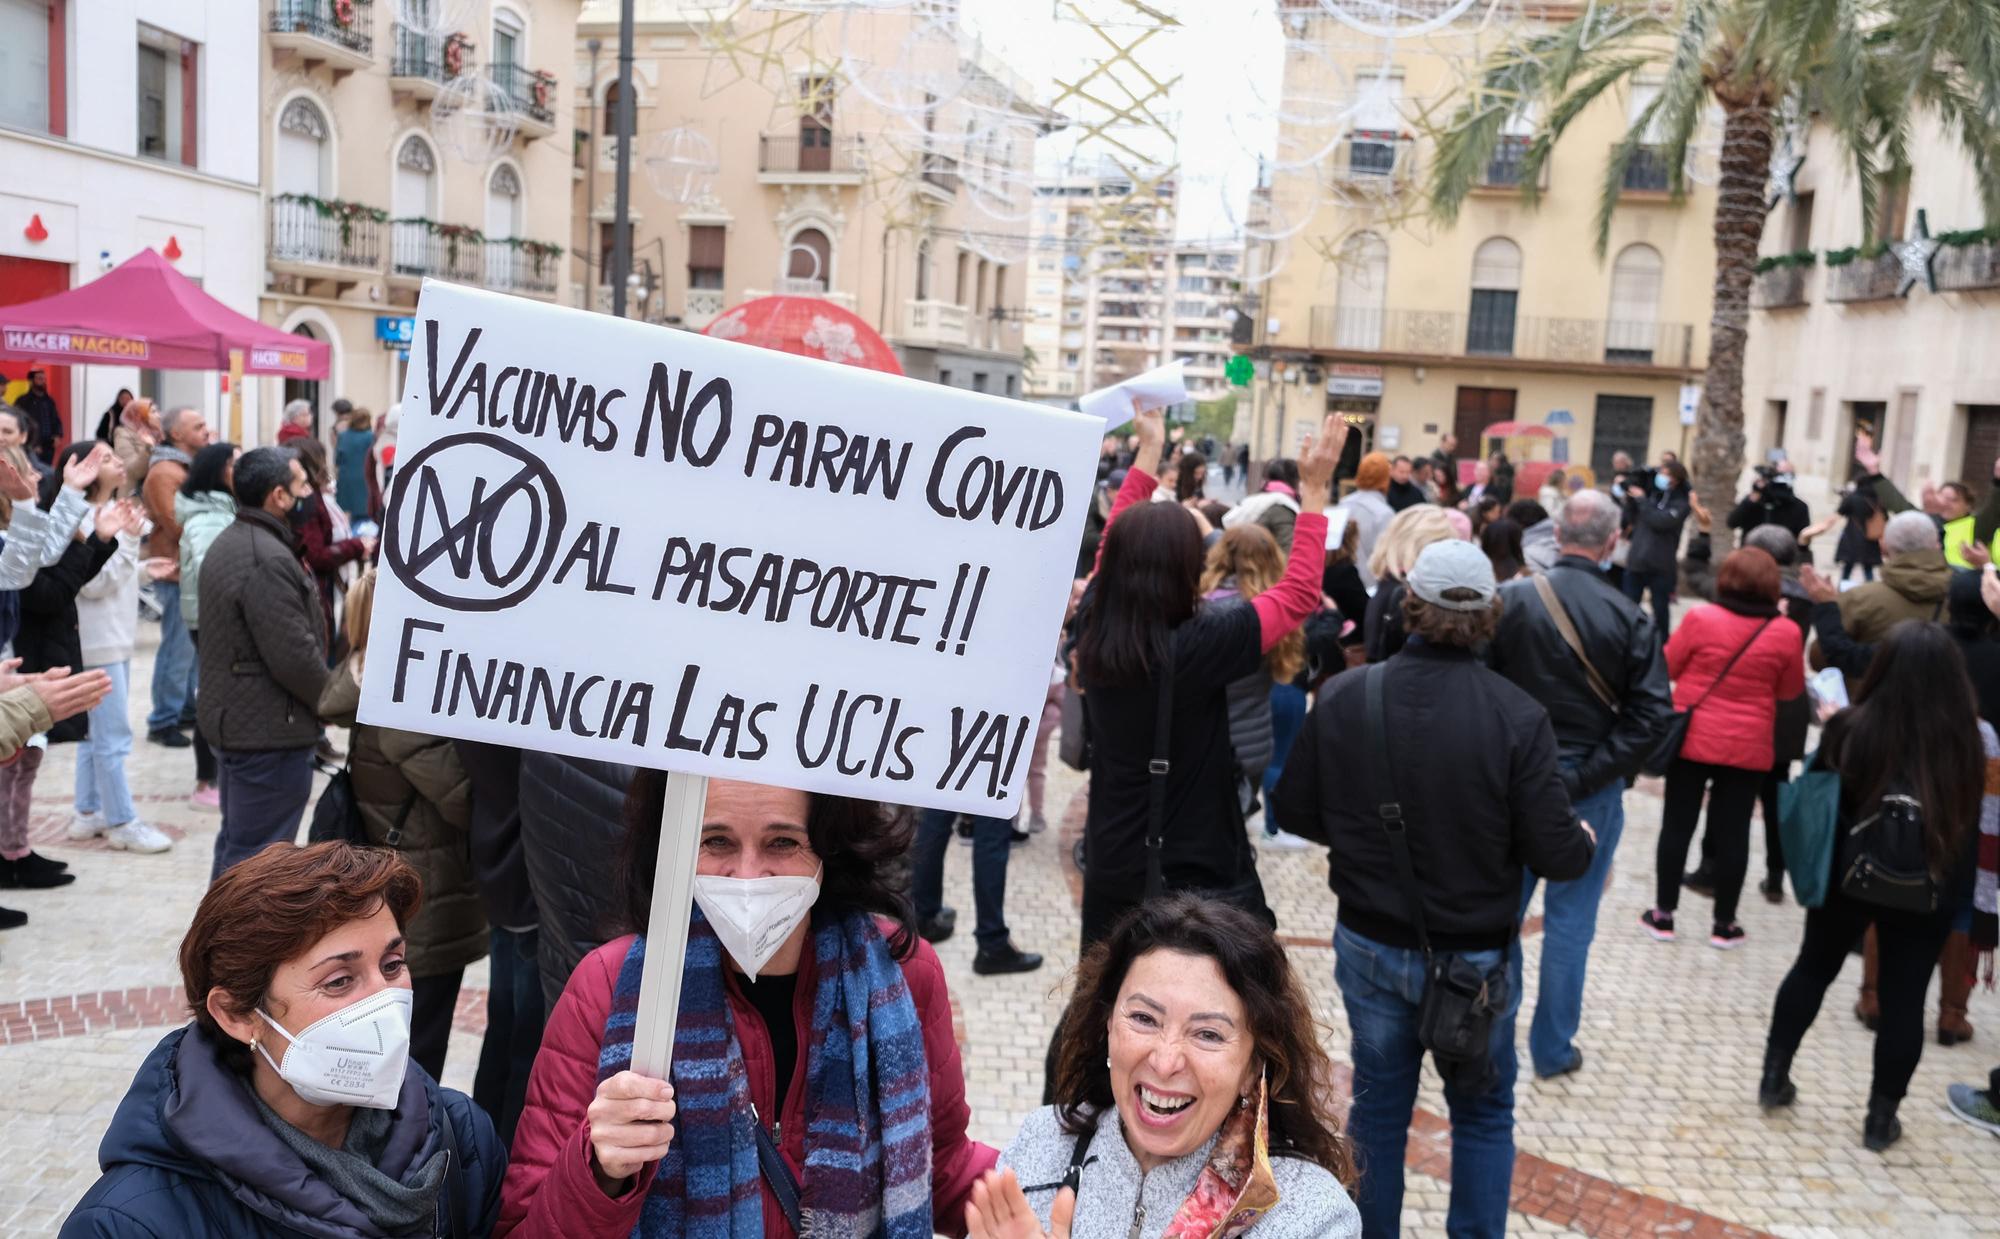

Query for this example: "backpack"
[1840,784,1940,913]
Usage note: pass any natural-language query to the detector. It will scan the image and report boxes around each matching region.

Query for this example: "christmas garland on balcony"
[392,218,487,267]
[444,32,473,78]
[334,0,356,27]
[499,237,565,275]
[1933,225,2000,249]
[1823,240,1889,268]
[1752,250,1816,274]
[277,193,387,247]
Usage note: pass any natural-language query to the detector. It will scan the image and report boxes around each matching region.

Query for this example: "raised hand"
[1296,412,1349,513]
[965,1169,1074,1239]
[1799,563,1839,605]
[63,444,106,493]
[1132,407,1166,477]
[587,1071,676,1194]
[29,667,112,726]
[0,457,35,504]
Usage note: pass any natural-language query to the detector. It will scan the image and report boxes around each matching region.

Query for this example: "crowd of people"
[0,386,1983,1239]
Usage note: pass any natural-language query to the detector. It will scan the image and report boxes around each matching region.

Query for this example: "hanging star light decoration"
[1896,208,1939,296]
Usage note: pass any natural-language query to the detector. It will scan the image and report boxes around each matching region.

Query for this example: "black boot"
[1863,1092,1902,1151]
[1758,1045,1797,1110]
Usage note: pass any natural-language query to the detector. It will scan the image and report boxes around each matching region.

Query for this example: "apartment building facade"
[0,0,265,443]
[1246,4,1715,478]
[1742,113,2000,516]
[571,1,1046,395]
[261,0,580,436]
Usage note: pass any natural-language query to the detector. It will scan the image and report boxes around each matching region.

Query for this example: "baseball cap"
[1406,539,1497,612]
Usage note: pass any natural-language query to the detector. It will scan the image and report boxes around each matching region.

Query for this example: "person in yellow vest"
[1939,474,2000,569]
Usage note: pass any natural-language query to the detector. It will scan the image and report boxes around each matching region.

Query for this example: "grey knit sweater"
[997,1104,1360,1239]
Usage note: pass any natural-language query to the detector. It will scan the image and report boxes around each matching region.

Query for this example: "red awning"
[703,295,903,375]
[0,248,329,378]
[1481,421,1555,439]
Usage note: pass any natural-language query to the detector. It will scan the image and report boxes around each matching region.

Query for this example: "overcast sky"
[958,0,1282,241]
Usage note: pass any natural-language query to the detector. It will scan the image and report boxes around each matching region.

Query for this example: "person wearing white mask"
[500,775,996,1238]
[61,842,504,1238]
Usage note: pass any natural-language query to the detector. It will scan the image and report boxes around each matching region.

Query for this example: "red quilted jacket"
[497,928,995,1238]
[1665,603,1806,771]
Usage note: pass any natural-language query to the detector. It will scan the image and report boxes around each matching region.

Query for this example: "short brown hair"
[1716,547,1781,604]
[1401,588,1503,647]
[181,843,421,1044]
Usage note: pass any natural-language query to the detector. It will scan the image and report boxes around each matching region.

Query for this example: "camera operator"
[1727,462,1811,542]
[1622,459,1693,639]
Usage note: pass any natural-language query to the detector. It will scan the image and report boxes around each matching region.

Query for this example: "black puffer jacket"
[1488,555,1674,798]
[1273,642,1593,951]
[15,533,117,744]
[519,752,634,1009]
[1624,484,1692,576]
[196,508,328,751]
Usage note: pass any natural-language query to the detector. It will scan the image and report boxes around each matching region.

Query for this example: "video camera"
[1751,463,1794,500]
[1623,464,1659,495]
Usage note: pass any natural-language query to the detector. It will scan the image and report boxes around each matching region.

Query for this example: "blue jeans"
[474,926,546,1148]
[1336,924,1521,1238]
[1514,774,1625,1077]
[1260,682,1307,833]
[1621,568,1674,641]
[146,581,198,734]
[912,807,1012,951]
[74,661,137,826]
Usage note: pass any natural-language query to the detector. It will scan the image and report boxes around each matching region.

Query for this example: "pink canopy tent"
[0,248,328,379]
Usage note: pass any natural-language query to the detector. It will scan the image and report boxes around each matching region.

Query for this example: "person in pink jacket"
[1644,548,1806,949]
[499,774,995,1238]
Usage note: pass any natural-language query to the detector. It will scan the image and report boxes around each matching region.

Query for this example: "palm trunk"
[1693,103,1775,517]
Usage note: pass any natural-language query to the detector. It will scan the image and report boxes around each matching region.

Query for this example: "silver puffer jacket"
[997,1104,1359,1239]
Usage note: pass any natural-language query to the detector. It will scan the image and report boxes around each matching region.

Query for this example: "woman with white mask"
[62,842,505,1237]
[500,775,995,1238]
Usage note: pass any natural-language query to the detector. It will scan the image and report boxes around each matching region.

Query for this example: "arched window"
[484,164,524,285]
[282,323,324,425]
[915,237,932,301]
[1467,237,1521,355]
[786,227,831,292]
[1605,243,1663,363]
[1334,231,1388,349]
[601,80,631,137]
[276,98,330,196]
[391,135,438,276]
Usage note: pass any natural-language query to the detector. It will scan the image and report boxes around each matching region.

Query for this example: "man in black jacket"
[454,739,543,1146]
[1275,538,1594,1238]
[197,448,325,879]
[1489,488,1672,1079]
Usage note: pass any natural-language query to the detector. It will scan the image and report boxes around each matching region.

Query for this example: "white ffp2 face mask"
[693,870,822,979]
[256,986,414,1111]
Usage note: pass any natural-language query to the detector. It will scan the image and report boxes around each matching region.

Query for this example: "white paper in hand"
[1077,360,1188,424]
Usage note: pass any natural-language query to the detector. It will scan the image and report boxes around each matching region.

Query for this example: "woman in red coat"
[1645,548,1805,949]
[499,774,995,1238]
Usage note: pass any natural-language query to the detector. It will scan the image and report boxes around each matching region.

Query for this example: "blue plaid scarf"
[597,909,934,1238]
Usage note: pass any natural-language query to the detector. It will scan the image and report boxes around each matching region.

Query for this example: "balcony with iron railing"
[483,239,562,296]
[1307,305,1695,370]
[1935,241,2000,293]
[918,154,961,196]
[1824,251,1903,303]
[270,195,382,281]
[1620,145,1674,193]
[758,132,867,183]
[388,221,482,285]
[1330,131,1413,184]
[269,0,374,72]
[488,62,557,137]
[1751,265,1811,309]
[389,23,450,98]
[902,300,970,349]
[1477,134,1548,191]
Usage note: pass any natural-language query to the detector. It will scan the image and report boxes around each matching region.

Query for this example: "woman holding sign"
[499,773,994,1238]
[1070,407,1345,947]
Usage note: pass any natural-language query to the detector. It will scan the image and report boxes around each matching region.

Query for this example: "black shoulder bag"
[1366,664,1510,1094]
[1143,653,1175,898]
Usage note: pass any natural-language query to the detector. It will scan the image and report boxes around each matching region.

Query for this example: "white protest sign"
[1077,359,1187,424]
[359,283,1101,817]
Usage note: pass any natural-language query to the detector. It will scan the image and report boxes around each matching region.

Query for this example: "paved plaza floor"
[1,626,1996,1236]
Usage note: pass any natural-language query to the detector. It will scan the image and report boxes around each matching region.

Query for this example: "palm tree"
[1424,0,2000,510]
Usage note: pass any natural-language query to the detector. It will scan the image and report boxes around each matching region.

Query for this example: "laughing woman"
[966,895,1359,1239]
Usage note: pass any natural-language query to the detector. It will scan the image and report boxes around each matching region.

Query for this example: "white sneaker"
[1257,828,1313,851]
[1028,812,1048,834]
[105,821,172,854]
[67,811,108,841]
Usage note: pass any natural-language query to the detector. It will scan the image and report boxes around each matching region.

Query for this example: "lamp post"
[609,0,635,318]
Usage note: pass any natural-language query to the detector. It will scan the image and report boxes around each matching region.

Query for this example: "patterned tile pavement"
[1,627,1996,1236]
